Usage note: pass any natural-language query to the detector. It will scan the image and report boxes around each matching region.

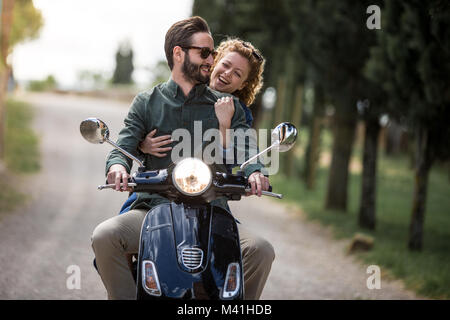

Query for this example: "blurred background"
[0,0,449,299]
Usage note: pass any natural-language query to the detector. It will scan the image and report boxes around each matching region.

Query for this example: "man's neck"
[171,71,196,97]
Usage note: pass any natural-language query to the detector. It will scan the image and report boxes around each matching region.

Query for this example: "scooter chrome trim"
[181,247,204,270]
[222,262,241,299]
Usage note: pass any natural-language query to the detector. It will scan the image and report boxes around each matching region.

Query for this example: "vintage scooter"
[80,118,297,300]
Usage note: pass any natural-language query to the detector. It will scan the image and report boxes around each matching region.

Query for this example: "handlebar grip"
[98,182,137,190]
[245,182,272,191]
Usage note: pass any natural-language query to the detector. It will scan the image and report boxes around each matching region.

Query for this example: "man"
[91,16,274,300]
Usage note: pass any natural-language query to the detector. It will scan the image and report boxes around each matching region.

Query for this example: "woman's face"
[209,51,250,94]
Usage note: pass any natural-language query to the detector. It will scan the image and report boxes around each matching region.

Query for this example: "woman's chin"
[211,80,231,93]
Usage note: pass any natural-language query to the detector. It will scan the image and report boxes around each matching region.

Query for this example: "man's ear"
[173,46,184,65]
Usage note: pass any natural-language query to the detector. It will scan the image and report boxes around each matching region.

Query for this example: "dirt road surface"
[0,92,421,300]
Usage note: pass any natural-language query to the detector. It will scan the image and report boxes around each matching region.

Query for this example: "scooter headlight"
[172,158,212,196]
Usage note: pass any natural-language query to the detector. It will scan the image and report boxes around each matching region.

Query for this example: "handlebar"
[97,183,137,190]
[244,188,283,199]
[97,182,283,199]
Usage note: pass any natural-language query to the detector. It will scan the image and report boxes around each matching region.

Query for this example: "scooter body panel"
[136,202,243,300]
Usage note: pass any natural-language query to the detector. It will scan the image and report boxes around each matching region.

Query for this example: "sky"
[11,0,194,89]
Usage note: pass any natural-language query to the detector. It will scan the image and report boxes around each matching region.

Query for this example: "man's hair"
[165,16,211,70]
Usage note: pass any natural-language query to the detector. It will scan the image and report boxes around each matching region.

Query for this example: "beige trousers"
[91,209,275,300]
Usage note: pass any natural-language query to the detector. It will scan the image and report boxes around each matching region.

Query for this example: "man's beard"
[182,53,210,84]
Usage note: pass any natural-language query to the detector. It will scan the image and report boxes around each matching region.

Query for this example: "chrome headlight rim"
[171,158,212,197]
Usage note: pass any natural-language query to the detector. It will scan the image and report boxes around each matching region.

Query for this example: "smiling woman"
[210,38,265,106]
[210,51,249,94]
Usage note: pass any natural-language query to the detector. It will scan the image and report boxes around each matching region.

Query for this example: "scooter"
[80,118,297,300]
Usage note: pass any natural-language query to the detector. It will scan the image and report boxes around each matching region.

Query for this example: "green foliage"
[366,0,450,161]
[0,99,39,215]
[77,70,109,90]
[150,60,171,87]
[4,99,40,173]
[297,1,383,115]
[271,150,450,299]
[9,0,44,49]
[27,75,57,92]
[112,41,134,85]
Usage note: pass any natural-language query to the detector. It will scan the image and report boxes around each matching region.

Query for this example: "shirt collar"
[166,77,207,100]
[166,77,182,99]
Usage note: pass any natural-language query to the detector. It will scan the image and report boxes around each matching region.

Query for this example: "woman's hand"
[139,129,172,157]
[214,96,235,148]
[214,96,235,129]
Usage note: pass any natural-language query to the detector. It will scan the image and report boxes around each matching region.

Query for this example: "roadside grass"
[4,99,40,173]
[271,136,450,299]
[0,99,40,214]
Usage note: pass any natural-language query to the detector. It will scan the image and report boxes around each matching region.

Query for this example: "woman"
[119,39,272,300]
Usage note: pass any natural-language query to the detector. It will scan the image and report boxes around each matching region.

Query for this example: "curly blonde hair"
[211,38,265,106]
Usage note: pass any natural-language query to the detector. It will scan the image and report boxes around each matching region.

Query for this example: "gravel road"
[0,92,422,300]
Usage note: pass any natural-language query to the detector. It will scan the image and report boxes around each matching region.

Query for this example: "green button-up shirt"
[106,78,263,212]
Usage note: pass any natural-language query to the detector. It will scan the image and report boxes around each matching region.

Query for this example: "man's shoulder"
[130,83,167,109]
[205,86,230,99]
[134,83,163,100]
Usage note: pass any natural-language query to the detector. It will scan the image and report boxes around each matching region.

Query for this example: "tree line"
[0,0,43,160]
[192,0,450,250]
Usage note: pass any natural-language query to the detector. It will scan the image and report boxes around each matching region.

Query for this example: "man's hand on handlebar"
[107,164,132,192]
[247,171,270,197]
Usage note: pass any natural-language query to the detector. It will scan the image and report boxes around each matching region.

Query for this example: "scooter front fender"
[136,202,243,300]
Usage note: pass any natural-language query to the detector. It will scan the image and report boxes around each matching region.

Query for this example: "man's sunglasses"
[181,46,217,59]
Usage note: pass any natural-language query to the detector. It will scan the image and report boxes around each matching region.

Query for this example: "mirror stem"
[240,141,279,171]
[105,139,145,168]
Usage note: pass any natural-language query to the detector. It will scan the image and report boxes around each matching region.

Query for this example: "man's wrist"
[105,159,130,176]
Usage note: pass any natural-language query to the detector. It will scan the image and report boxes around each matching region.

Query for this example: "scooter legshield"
[136,202,244,300]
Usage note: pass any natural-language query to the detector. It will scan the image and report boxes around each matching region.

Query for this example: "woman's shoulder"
[237,100,254,127]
